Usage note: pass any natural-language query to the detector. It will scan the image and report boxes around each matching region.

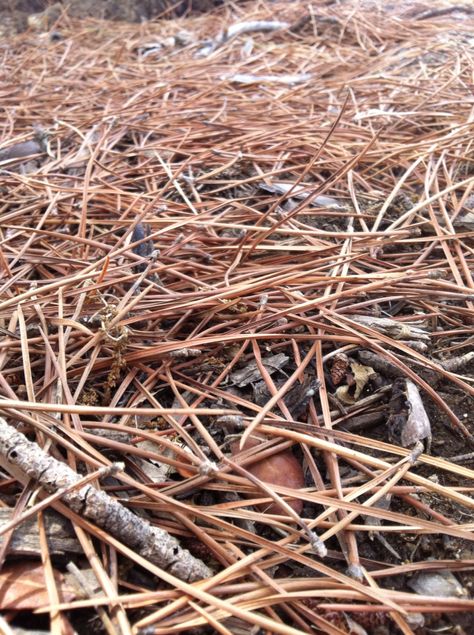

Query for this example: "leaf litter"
[0,0,473,633]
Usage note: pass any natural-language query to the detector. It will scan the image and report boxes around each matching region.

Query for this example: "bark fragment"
[351,315,430,341]
[387,379,432,449]
[0,509,80,557]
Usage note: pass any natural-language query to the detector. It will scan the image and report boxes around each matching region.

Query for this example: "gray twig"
[0,417,212,582]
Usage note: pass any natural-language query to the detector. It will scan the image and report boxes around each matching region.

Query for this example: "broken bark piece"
[351,315,430,341]
[222,73,312,85]
[363,495,401,560]
[387,379,431,449]
[358,350,404,379]
[454,211,474,230]
[402,380,432,448]
[0,509,81,558]
[131,222,155,268]
[0,417,212,582]
[342,410,386,432]
[0,140,43,163]
[222,617,261,635]
[230,353,289,387]
[259,182,346,209]
[401,340,429,354]
[253,377,319,417]
[438,351,474,373]
[65,564,104,602]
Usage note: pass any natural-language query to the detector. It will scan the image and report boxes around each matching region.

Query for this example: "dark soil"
[0,0,226,36]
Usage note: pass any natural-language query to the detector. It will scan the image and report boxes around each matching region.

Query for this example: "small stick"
[0,417,212,582]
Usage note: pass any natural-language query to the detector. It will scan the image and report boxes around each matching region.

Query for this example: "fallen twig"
[0,417,212,582]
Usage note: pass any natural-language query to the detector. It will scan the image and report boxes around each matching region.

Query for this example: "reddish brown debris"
[0,0,473,633]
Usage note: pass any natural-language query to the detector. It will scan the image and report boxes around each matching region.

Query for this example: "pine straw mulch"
[0,1,474,633]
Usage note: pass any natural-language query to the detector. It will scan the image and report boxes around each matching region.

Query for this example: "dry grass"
[0,0,474,633]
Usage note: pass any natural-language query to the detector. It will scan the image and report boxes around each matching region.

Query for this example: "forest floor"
[0,1,473,634]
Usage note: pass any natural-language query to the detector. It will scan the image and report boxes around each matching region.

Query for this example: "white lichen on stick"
[351,315,430,341]
[222,73,312,85]
[0,417,212,582]
[226,20,290,39]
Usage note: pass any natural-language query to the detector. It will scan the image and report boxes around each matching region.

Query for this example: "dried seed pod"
[231,435,304,514]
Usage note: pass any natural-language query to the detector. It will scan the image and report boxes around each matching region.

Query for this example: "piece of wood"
[0,509,81,558]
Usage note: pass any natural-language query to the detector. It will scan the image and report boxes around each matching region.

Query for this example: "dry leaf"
[230,435,305,514]
[335,361,376,404]
[0,562,76,610]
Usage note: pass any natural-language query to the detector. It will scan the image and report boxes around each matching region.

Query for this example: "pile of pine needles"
[0,1,473,633]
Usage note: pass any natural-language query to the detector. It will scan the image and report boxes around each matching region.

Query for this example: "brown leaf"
[231,435,305,514]
[0,562,76,610]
